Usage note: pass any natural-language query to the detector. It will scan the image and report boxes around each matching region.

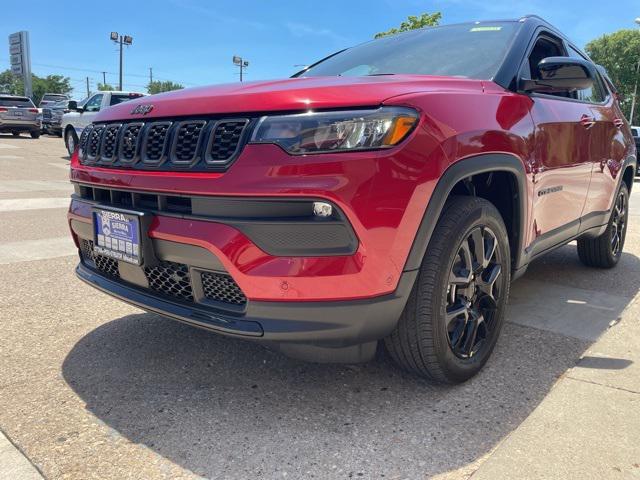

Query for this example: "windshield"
[0,96,35,107]
[301,22,520,80]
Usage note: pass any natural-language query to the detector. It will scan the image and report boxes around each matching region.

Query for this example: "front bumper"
[75,255,416,348]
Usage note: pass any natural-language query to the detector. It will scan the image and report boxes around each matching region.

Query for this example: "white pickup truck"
[61,91,145,156]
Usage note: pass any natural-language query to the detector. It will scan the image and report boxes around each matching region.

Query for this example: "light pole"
[233,55,249,82]
[629,18,640,125]
[110,32,133,91]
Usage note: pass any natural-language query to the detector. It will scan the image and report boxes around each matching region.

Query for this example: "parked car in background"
[632,126,640,175]
[68,16,636,383]
[39,93,70,108]
[0,94,41,138]
[62,91,145,156]
[42,100,71,137]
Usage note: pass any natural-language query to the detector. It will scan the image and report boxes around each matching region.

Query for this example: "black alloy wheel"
[446,226,502,359]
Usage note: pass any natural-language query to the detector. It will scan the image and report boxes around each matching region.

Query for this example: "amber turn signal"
[384,115,418,146]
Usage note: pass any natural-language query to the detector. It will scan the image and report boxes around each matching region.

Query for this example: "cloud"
[169,0,267,30]
[285,22,348,43]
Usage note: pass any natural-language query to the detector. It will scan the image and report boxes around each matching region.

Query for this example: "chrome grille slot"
[171,120,207,165]
[87,125,105,162]
[205,119,249,164]
[99,124,121,162]
[78,125,92,161]
[118,123,143,163]
[141,122,172,165]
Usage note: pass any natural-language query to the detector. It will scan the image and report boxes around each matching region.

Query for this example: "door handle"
[613,118,624,129]
[580,114,596,129]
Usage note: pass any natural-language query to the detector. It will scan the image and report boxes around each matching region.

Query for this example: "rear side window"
[632,128,639,137]
[0,96,35,107]
[567,46,606,103]
[109,94,141,106]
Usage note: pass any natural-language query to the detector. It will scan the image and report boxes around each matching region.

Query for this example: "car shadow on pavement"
[62,310,590,478]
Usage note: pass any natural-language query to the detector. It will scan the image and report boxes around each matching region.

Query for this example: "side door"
[76,93,104,133]
[522,32,594,254]
[565,44,625,219]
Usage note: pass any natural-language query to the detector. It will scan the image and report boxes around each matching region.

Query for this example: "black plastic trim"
[71,190,360,257]
[76,262,418,346]
[404,153,528,272]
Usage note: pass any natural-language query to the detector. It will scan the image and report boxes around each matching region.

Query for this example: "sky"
[1,0,638,98]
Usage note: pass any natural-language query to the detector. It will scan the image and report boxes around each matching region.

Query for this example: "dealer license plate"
[92,208,142,265]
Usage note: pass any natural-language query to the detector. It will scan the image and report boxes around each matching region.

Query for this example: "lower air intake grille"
[80,239,120,278]
[201,271,247,305]
[144,261,194,301]
[78,240,247,307]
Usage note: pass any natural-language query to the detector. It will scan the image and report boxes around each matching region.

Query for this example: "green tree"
[0,70,71,105]
[586,29,640,125]
[375,12,442,39]
[31,75,72,105]
[147,80,184,94]
[97,83,115,91]
[0,70,23,94]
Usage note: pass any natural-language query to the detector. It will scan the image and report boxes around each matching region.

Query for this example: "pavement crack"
[565,375,640,395]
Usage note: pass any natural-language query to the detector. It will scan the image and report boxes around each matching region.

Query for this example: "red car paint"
[68,72,634,302]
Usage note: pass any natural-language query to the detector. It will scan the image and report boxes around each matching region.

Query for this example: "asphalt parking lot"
[1,134,639,479]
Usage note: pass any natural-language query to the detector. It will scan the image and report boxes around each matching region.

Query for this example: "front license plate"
[92,208,142,265]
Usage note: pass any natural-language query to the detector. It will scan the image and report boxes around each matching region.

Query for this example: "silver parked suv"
[0,95,41,138]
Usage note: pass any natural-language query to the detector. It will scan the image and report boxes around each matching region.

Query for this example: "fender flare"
[403,153,528,272]
[621,154,637,192]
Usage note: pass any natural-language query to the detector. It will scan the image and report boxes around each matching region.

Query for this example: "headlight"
[250,107,418,154]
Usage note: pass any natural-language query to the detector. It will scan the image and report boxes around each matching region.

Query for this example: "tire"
[65,129,78,157]
[577,183,629,268]
[385,196,511,384]
[30,131,40,139]
[11,132,20,137]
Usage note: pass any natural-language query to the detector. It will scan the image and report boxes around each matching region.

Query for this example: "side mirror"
[520,56,595,94]
[68,100,83,112]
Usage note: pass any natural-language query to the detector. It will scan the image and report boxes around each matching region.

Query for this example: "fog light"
[313,202,333,218]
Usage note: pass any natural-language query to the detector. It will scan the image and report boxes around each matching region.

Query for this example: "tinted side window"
[524,35,570,99]
[110,94,137,106]
[84,94,103,112]
[567,46,605,103]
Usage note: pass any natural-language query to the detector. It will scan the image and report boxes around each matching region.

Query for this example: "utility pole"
[101,71,106,85]
[232,55,249,82]
[86,77,90,97]
[149,67,153,84]
[109,32,133,91]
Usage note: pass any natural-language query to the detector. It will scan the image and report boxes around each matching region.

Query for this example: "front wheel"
[385,196,511,383]
[577,183,629,268]
[65,129,78,157]
[30,131,40,139]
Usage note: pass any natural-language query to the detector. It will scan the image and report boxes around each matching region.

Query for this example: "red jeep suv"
[68,16,636,383]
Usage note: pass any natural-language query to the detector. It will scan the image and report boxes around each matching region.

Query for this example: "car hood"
[95,75,485,122]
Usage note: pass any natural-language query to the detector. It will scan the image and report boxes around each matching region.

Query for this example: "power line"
[0,58,197,86]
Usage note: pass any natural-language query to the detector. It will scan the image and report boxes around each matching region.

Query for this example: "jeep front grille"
[78,117,250,171]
